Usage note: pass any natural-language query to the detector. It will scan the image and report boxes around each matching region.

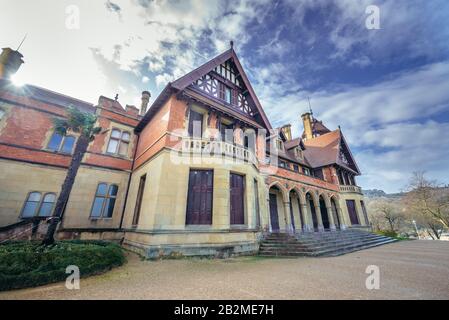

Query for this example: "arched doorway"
[319,195,330,230]
[330,197,341,229]
[268,185,284,233]
[289,189,304,232]
[306,192,318,231]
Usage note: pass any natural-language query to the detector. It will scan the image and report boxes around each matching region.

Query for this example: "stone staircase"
[259,229,397,257]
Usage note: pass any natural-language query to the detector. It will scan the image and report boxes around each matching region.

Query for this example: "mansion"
[0,45,369,257]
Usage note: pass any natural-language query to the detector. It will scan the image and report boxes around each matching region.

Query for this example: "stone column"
[315,204,325,232]
[327,205,336,231]
[337,207,347,230]
[283,201,294,234]
[301,203,313,232]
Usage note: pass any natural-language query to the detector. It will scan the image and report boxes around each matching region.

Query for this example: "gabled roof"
[136,48,272,133]
[303,129,361,174]
[0,78,94,113]
[173,48,272,130]
[285,137,305,150]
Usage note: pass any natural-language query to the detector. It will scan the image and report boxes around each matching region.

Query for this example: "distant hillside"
[363,189,406,199]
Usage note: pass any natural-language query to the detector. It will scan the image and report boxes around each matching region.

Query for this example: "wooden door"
[319,199,330,229]
[346,200,359,225]
[186,170,213,225]
[309,199,318,231]
[269,193,280,232]
[230,173,245,225]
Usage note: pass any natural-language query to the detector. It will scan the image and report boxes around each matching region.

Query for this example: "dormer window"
[276,139,283,150]
[294,147,303,159]
[224,86,232,104]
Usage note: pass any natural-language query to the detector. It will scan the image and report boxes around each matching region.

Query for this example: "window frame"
[20,191,56,218]
[89,183,119,219]
[106,128,131,157]
[47,132,77,154]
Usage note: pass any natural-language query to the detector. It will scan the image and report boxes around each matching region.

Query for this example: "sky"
[1,0,449,193]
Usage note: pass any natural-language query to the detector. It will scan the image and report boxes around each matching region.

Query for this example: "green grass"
[374,230,411,241]
[0,240,126,291]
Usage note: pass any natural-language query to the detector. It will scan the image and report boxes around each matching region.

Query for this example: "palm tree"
[42,106,102,245]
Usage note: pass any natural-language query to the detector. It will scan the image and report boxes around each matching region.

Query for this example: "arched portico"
[305,190,323,231]
[268,182,289,233]
[288,188,306,232]
[330,195,346,230]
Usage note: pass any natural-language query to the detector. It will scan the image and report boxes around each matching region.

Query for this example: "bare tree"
[367,199,404,232]
[405,172,449,230]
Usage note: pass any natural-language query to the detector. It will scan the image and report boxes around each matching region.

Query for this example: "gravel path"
[1,240,448,300]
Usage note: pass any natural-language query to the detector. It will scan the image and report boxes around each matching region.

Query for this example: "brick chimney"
[301,112,313,140]
[0,48,24,79]
[140,90,151,115]
[280,124,292,141]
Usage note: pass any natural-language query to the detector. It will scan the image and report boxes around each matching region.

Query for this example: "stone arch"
[304,189,319,231]
[268,181,289,202]
[287,186,306,232]
[318,193,331,230]
[329,194,343,229]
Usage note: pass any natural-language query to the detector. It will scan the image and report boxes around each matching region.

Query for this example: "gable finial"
[114,93,119,101]
[230,40,234,49]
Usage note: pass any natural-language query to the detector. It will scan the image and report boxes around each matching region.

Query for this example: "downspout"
[119,132,140,230]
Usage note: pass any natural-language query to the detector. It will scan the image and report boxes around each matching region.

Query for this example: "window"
[303,167,311,176]
[293,164,299,172]
[279,161,287,168]
[186,170,213,225]
[21,192,56,218]
[220,122,233,143]
[313,168,324,180]
[188,110,204,138]
[107,129,130,156]
[132,174,146,226]
[224,86,232,104]
[276,139,283,150]
[47,132,76,154]
[295,147,303,159]
[90,183,118,218]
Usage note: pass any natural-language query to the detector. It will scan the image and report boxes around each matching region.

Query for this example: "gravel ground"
[1,240,448,300]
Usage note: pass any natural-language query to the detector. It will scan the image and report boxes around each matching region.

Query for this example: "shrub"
[375,230,398,238]
[0,240,125,291]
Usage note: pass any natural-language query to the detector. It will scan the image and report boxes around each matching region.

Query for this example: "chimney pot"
[0,48,24,79]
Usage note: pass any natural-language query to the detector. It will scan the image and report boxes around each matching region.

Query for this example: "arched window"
[107,129,130,157]
[47,132,76,154]
[60,136,76,153]
[38,193,56,216]
[21,192,42,217]
[90,183,119,218]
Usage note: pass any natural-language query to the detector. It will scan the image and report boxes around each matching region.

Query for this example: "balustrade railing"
[181,137,258,166]
[339,185,362,194]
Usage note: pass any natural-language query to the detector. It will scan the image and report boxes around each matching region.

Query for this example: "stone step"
[259,231,397,257]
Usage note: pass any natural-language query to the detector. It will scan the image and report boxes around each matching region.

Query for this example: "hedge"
[0,240,126,291]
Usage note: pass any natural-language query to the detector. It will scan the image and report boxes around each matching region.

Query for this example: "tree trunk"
[42,135,90,245]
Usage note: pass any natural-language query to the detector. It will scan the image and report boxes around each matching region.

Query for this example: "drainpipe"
[119,132,140,230]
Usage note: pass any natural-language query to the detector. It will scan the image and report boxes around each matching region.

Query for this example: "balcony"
[181,137,258,166]
[339,185,362,194]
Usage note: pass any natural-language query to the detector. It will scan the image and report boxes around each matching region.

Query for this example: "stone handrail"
[339,185,362,194]
[181,137,258,166]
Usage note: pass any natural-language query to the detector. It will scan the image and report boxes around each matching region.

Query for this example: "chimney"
[301,112,313,140]
[140,90,151,115]
[280,124,292,141]
[0,48,24,79]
